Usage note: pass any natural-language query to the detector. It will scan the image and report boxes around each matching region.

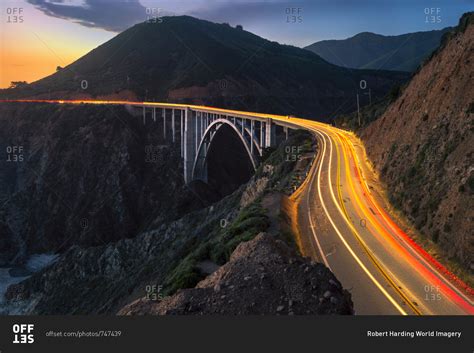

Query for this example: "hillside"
[0,16,407,121]
[305,28,451,72]
[361,13,473,272]
[0,103,207,267]
[1,130,354,315]
[118,234,353,315]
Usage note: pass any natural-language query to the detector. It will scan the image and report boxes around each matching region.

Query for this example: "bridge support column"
[265,119,276,148]
[142,106,146,124]
[200,112,204,137]
[195,111,199,152]
[180,110,184,157]
[284,126,288,140]
[162,109,166,139]
[172,109,176,143]
[184,108,196,184]
[250,120,254,154]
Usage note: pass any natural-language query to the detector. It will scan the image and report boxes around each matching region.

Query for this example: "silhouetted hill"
[305,28,451,72]
[1,16,407,121]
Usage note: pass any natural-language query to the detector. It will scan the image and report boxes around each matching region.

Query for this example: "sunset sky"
[1,0,472,88]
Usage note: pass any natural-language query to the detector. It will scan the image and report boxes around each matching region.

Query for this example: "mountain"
[305,28,451,72]
[0,16,407,121]
[360,13,473,273]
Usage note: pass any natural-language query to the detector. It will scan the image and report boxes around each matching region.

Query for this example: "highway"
[2,99,473,315]
[288,119,474,315]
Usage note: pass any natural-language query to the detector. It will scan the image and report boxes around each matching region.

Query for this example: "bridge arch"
[191,118,259,182]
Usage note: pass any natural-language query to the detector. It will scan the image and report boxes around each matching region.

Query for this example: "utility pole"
[357,93,361,127]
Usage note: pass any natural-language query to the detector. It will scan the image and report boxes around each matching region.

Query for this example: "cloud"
[27,0,149,32]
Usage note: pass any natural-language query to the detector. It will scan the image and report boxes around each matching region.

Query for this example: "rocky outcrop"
[361,13,473,269]
[0,103,206,266]
[2,130,322,315]
[2,194,238,314]
[118,233,353,315]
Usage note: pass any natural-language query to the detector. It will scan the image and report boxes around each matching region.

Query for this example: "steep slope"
[305,28,451,72]
[361,13,473,271]
[0,16,407,120]
[118,234,353,315]
[1,132,350,315]
[0,103,206,266]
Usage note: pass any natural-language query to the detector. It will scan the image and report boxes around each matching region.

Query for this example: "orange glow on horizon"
[0,0,114,88]
[1,29,102,88]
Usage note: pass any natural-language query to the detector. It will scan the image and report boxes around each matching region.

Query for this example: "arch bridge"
[138,103,299,183]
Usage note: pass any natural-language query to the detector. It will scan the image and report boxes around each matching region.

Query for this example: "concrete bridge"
[139,103,299,184]
[6,99,473,315]
[2,99,299,184]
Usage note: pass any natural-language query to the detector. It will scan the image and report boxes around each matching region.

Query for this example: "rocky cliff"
[3,129,354,315]
[118,233,353,315]
[361,13,473,273]
[0,103,205,267]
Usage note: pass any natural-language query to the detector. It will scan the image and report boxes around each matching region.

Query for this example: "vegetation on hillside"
[162,130,314,296]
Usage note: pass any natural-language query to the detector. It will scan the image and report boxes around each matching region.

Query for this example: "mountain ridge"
[0,15,408,121]
[305,27,452,72]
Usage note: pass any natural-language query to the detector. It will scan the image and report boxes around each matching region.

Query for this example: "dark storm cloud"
[27,0,148,32]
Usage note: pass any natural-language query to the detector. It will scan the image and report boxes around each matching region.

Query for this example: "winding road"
[2,99,473,315]
[287,118,474,315]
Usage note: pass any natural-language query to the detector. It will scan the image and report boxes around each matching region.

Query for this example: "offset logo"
[12,324,34,344]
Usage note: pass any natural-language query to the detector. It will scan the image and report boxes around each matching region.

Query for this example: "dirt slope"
[361,13,473,270]
[118,233,353,315]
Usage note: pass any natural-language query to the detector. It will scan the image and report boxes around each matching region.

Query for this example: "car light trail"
[2,98,472,315]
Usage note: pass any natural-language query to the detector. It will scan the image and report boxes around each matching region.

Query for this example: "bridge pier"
[162,109,166,139]
[250,120,255,154]
[184,108,196,184]
[200,112,204,137]
[140,105,291,184]
[265,118,276,148]
[180,110,184,157]
[172,109,176,143]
